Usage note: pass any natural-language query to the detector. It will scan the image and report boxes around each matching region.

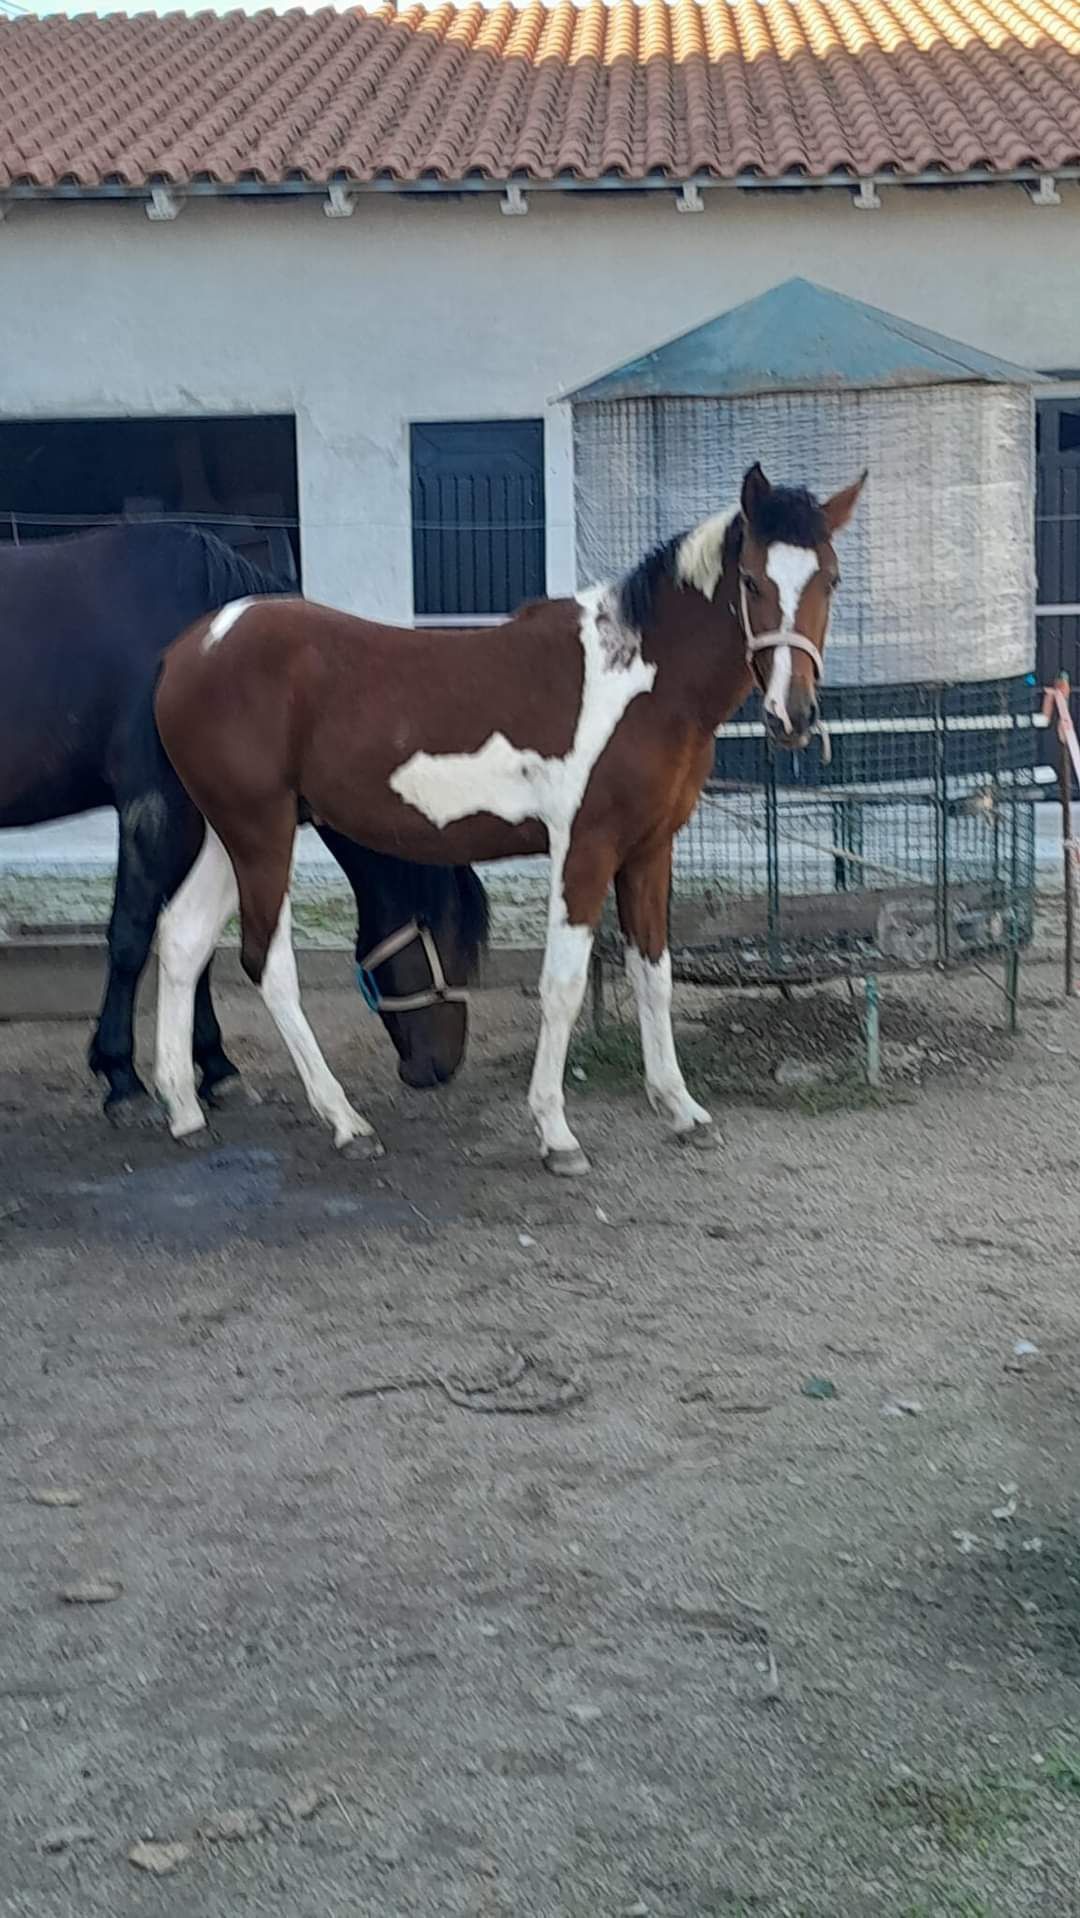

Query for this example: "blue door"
[411,420,545,619]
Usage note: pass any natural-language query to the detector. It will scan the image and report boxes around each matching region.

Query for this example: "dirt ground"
[3,951,1080,1918]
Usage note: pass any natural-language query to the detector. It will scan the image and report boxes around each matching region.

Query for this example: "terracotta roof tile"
[2,0,1080,190]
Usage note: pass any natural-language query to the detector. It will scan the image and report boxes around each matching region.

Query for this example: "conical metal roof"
[564,278,1041,402]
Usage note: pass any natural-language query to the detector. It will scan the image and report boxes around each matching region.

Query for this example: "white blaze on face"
[761,544,818,734]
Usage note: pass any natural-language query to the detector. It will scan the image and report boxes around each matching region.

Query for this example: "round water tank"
[573,382,1035,687]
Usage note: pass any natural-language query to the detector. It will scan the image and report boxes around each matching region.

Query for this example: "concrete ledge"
[0,937,542,1023]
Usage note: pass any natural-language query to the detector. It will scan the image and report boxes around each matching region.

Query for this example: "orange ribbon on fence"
[1043,678,1080,818]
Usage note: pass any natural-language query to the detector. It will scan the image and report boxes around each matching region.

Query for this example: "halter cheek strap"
[735,581,830,761]
[738,578,825,685]
[356,920,469,1015]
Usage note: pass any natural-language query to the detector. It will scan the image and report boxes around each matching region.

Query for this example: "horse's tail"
[118,659,207,911]
[193,524,296,610]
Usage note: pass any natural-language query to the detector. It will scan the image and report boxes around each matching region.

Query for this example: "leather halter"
[738,577,825,693]
[735,577,831,762]
[744,626,825,684]
[356,920,468,1016]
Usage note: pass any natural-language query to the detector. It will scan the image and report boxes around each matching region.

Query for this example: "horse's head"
[354,862,489,1090]
[736,462,866,750]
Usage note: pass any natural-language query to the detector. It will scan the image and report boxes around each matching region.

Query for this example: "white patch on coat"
[765,544,818,628]
[203,598,255,651]
[391,584,654,1171]
[389,584,655,842]
[674,510,739,603]
[624,946,712,1133]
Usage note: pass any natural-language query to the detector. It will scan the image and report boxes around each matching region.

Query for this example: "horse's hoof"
[675,1118,719,1152]
[338,1131,385,1160]
[202,1073,258,1110]
[104,1092,169,1131]
[544,1147,591,1178]
[165,1107,210,1147]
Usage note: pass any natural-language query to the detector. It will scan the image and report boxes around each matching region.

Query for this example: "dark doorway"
[0,414,300,581]
[411,419,545,621]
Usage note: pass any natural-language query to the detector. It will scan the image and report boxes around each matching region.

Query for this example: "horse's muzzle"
[398,1054,455,1090]
[764,699,818,752]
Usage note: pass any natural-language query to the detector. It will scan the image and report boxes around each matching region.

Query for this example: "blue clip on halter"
[355,964,381,1013]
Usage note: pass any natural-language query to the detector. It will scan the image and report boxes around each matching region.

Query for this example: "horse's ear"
[823,469,868,536]
[740,463,771,521]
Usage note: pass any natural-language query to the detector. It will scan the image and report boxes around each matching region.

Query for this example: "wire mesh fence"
[602,677,1041,987]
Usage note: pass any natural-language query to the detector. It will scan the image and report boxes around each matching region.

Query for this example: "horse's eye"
[740,573,760,599]
[830,574,841,593]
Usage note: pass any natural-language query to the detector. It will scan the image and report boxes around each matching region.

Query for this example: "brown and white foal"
[153,463,864,1174]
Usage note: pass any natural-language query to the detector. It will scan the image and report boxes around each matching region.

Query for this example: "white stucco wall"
[3,186,1080,619]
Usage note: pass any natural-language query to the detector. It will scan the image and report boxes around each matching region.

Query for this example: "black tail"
[119,661,207,909]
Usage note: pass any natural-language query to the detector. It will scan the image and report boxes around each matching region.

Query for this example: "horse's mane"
[368,855,490,967]
[195,525,295,605]
[316,826,490,968]
[616,532,690,632]
[616,486,828,631]
[422,860,490,966]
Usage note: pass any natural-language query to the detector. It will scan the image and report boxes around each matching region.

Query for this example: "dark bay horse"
[152,464,864,1174]
[0,523,487,1119]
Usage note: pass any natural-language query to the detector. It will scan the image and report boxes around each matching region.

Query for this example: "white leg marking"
[155,829,238,1139]
[258,894,378,1152]
[203,598,255,652]
[624,947,712,1135]
[528,839,593,1169]
[528,919,594,1166]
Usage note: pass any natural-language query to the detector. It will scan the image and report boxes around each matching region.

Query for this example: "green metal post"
[864,973,882,1089]
[765,756,782,976]
[1005,944,1020,1035]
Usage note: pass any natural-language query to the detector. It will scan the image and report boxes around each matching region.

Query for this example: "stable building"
[2,0,1080,699]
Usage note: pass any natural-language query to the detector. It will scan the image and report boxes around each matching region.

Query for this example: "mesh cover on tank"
[573,384,1035,686]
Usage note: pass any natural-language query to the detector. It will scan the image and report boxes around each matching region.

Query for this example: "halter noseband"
[743,627,824,684]
[735,577,830,762]
[737,577,825,692]
[356,920,468,1016]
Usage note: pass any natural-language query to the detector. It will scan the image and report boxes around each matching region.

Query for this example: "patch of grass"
[900,1897,992,1918]
[871,1772,1032,1853]
[568,1021,645,1089]
[1038,1747,1080,1795]
[568,1020,899,1115]
[776,1070,899,1116]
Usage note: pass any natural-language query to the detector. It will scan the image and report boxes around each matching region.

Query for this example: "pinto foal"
[153,463,864,1175]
